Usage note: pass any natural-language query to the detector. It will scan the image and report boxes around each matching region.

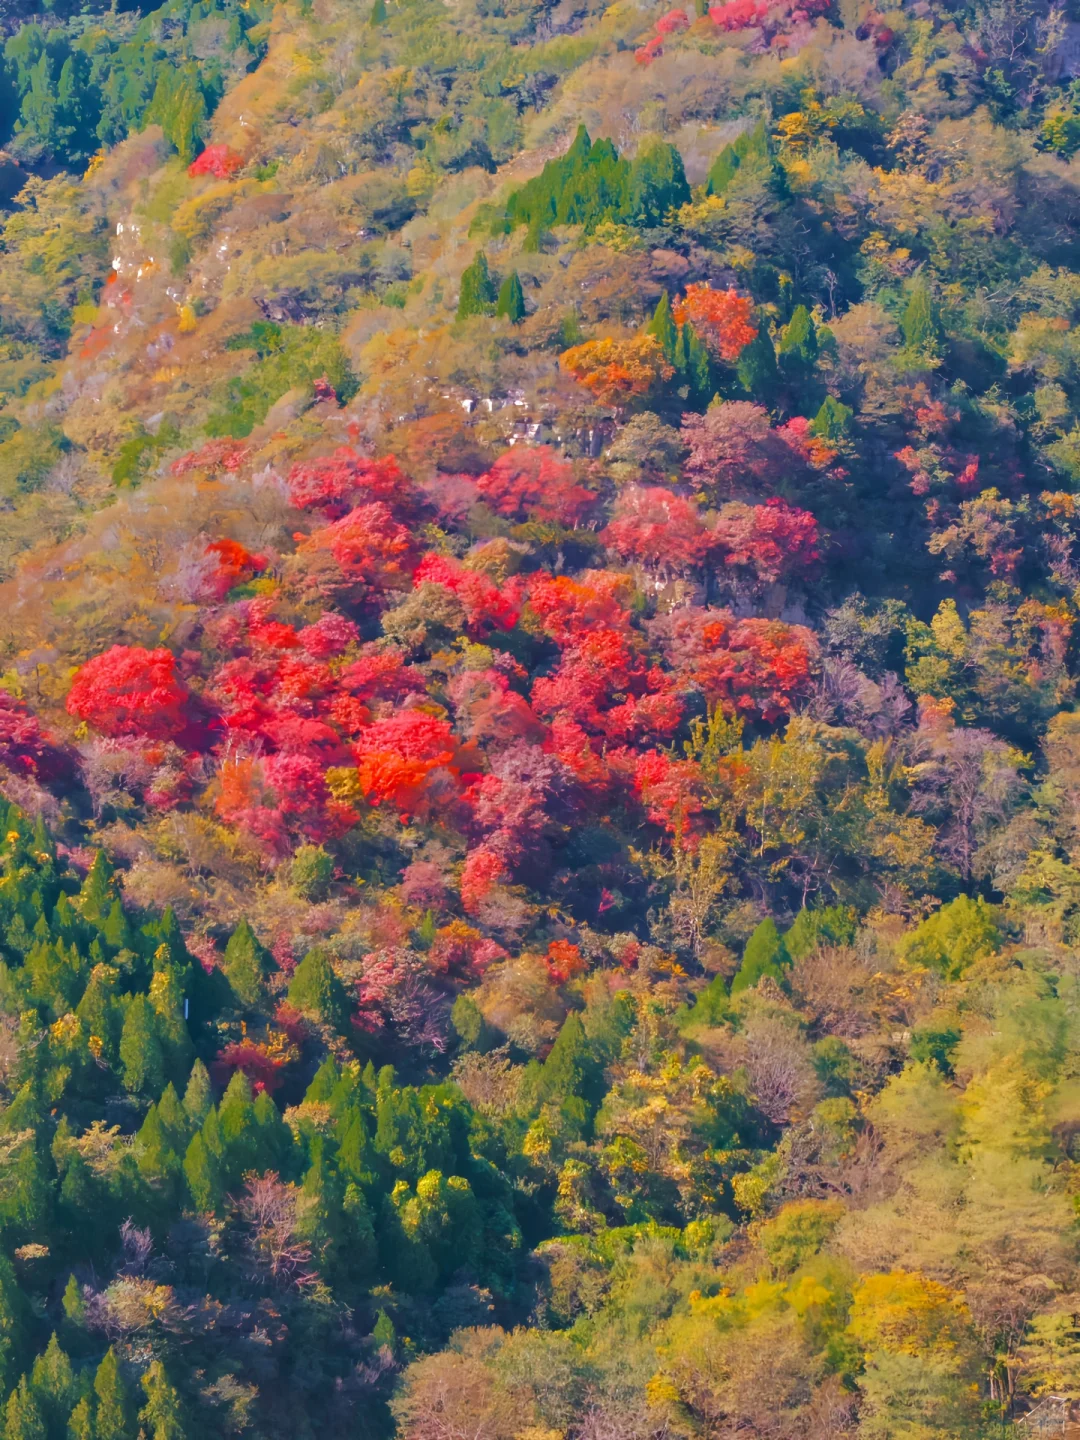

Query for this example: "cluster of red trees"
[55,427,820,882]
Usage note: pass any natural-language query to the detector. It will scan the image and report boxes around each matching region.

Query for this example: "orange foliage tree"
[673,285,757,361]
[559,335,674,407]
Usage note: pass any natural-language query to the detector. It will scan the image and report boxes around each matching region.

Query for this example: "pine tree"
[628,136,690,228]
[253,1090,294,1176]
[736,320,778,401]
[93,1350,132,1440]
[60,1277,85,1333]
[533,1013,605,1118]
[118,996,165,1096]
[337,1107,375,1186]
[287,948,346,1026]
[156,1084,191,1154]
[66,1398,93,1440]
[5,1378,45,1440]
[646,292,678,362]
[370,0,387,20]
[135,1105,183,1197]
[217,1071,259,1184]
[183,1133,223,1214]
[138,1363,184,1440]
[0,1255,27,1400]
[495,271,526,323]
[810,394,852,441]
[182,1060,212,1127]
[223,919,272,1009]
[30,1334,76,1436]
[78,852,115,926]
[99,899,135,957]
[456,252,497,320]
[372,1308,397,1354]
[147,966,192,1081]
[731,918,790,994]
[76,964,121,1062]
[777,304,818,380]
[900,275,942,360]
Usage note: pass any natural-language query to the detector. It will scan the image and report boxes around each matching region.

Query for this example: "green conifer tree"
[30,1334,76,1437]
[99,900,135,957]
[183,1133,223,1214]
[223,919,272,1009]
[900,276,942,360]
[182,1060,212,1126]
[93,1350,132,1440]
[810,394,852,441]
[287,948,346,1026]
[138,1363,184,1440]
[78,853,115,927]
[371,0,387,20]
[646,292,678,362]
[118,996,165,1096]
[628,136,690,227]
[736,320,778,401]
[5,1378,45,1440]
[730,918,790,994]
[777,304,818,381]
[495,271,526,323]
[372,1308,397,1354]
[66,1398,93,1440]
[456,252,498,319]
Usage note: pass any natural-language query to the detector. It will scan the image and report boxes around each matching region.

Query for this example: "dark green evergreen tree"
[628,136,690,227]
[495,270,526,323]
[287,947,347,1026]
[223,919,273,1009]
[456,252,498,319]
[93,1350,132,1440]
[118,996,165,1096]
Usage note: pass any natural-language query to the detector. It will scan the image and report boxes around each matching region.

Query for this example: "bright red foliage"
[205,540,268,599]
[634,749,703,833]
[67,646,190,740]
[188,145,246,179]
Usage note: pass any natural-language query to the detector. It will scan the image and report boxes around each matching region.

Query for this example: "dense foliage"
[3,0,1080,1431]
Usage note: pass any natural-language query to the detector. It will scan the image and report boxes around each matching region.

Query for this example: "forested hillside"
[0,0,1079,1429]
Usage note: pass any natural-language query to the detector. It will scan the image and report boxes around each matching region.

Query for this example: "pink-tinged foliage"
[67,647,190,740]
[298,613,360,659]
[0,693,72,783]
[475,447,595,526]
[171,440,252,476]
[682,403,807,497]
[461,846,509,914]
[712,498,821,585]
[602,486,713,575]
[449,669,545,747]
[287,449,417,517]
